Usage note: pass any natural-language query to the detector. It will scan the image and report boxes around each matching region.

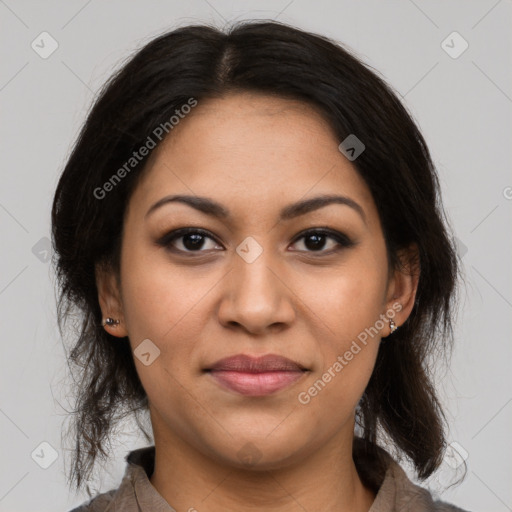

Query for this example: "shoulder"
[67,445,155,512]
[67,489,117,511]
[389,459,471,512]
[353,438,470,512]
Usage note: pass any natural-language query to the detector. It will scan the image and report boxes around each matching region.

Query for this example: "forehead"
[129,92,377,225]
[154,92,340,165]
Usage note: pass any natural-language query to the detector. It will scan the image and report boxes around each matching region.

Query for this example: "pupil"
[305,234,325,251]
[183,234,204,250]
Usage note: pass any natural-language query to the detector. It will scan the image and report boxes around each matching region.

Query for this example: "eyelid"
[155,227,222,252]
[290,227,355,248]
[156,227,356,255]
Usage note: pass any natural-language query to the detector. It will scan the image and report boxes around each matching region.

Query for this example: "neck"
[149,413,376,512]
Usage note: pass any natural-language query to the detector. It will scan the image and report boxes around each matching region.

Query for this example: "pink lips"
[206,354,308,396]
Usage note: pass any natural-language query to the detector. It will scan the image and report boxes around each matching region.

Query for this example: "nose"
[217,249,296,335]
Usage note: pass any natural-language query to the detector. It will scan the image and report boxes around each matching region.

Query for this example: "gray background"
[1,1,511,511]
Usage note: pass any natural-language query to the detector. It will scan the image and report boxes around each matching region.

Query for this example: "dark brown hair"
[52,20,462,494]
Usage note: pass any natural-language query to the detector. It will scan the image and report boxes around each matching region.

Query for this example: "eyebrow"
[145,193,366,224]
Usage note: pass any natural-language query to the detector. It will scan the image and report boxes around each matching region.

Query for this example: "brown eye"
[156,228,223,254]
[290,229,355,254]
[156,227,356,257]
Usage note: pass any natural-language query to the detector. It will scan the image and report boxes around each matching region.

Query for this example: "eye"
[156,227,356,256]
[289,228,355,254]
[156,228,223,254]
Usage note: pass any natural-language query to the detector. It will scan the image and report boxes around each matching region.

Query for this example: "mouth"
[204,354,309,397]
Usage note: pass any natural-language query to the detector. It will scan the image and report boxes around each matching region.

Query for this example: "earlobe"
[95,263,128,338]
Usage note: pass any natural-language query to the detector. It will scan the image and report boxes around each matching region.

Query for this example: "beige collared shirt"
[69,441,470,512]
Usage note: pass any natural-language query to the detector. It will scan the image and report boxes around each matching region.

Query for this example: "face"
[98,92,416,470]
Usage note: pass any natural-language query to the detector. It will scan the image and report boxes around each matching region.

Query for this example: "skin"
[97,92,419,511]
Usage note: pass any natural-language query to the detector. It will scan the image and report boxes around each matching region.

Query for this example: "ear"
[95,263,128,338]
[383,243,420,335]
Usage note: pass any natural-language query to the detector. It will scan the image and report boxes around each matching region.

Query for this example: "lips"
[206,354,307,373]
[205,354,308,396]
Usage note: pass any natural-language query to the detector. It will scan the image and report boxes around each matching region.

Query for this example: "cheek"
[119,254,210,408]
[303,257,387,346]
[295,257,386,408]
[119,237,202,339]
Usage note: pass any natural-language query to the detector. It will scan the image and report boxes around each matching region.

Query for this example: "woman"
[53,20,470,511]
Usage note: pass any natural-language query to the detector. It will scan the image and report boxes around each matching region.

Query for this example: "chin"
[202,429,312,471]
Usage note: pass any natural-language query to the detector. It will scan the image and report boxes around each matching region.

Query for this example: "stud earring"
[389,319,398,334]
[102,317,120,327]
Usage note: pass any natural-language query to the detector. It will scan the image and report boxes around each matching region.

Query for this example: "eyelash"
[156,227,356,256]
